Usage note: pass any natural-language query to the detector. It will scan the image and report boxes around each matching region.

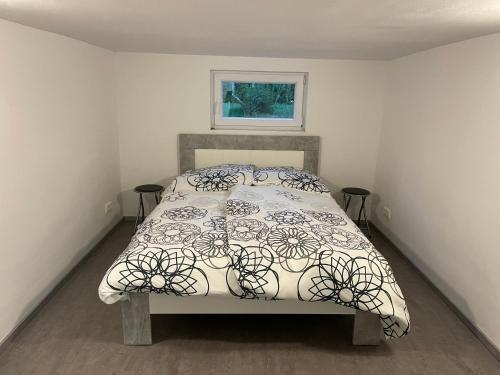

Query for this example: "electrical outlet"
[104,201,113,215]
[383,206,391,220]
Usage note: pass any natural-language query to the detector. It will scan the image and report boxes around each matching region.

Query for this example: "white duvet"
[99,186,410,339]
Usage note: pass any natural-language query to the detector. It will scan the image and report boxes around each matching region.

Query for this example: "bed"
[98,134,410,346]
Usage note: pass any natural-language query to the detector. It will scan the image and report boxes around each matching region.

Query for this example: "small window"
[211,70,307,131]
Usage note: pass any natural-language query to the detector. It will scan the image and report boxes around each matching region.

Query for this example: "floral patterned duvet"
[98,186,410,339]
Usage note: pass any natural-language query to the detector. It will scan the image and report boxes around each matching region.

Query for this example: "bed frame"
[121,133,382,346]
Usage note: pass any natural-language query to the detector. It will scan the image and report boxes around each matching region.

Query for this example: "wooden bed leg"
[121,293,152,345]
[352,310,381,346]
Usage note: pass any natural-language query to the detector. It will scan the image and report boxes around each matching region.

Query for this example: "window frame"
[210,70,308,131]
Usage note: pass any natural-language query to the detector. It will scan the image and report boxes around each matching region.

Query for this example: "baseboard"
[0,216,124,352]
[370,221,500,361]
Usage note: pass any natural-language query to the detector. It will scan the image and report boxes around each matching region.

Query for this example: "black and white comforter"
[99,186,410,339]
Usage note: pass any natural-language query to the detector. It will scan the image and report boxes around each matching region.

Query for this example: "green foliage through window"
[222,82,295,119]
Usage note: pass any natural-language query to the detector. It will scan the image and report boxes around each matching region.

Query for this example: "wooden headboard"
[178,134,320,174]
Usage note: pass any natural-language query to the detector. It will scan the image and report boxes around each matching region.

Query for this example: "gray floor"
[0,222,498,375]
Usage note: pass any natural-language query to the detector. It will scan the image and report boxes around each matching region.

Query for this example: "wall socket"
[104,201,113,215]
[382,206,391,220]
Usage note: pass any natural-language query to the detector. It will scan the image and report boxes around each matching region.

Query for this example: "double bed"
[98,134,410,346]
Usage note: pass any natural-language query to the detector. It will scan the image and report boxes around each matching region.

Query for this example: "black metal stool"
[134,184,164,232]
[342,187,372,238]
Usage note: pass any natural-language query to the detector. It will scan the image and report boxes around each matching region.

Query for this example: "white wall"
[0,20,121,344]
[3,17,497,352]
[373,33,500,349]
[115,53,387,215]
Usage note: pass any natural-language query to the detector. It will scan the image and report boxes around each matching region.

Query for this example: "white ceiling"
[2,0,500,60]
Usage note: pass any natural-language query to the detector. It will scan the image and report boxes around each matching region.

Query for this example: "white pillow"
[169,164,254,192]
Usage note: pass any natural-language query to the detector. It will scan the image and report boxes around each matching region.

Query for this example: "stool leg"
[345,195,352,211]
[155,191,160,205]
[357,196,365,226]
[361,197,372,238]
[134,193,143,233]
[140,193,145,223]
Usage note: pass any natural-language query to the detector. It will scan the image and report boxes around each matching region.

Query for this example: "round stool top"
[342,187,370,196]
[134,184,164,193]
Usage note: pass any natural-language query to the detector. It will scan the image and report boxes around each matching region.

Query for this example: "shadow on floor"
[151,314,393,356]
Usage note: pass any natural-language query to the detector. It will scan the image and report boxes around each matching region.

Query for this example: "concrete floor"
[0,222,498,375]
